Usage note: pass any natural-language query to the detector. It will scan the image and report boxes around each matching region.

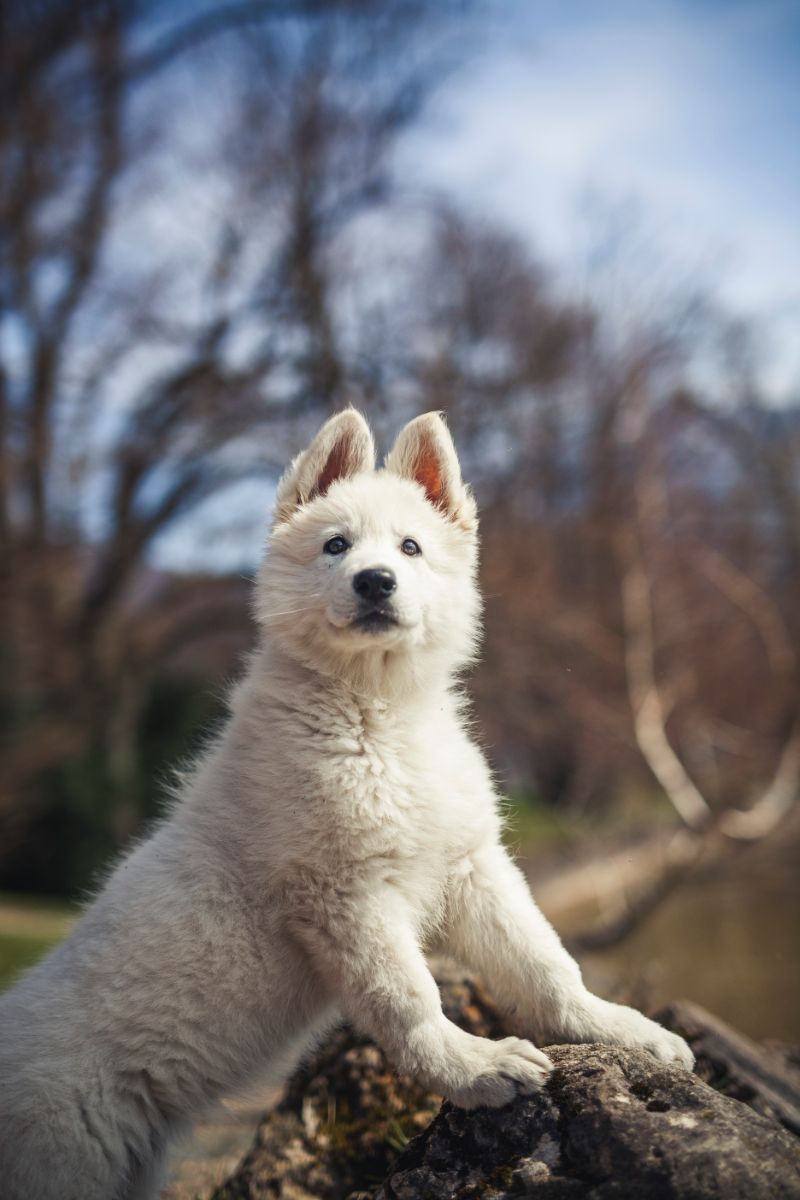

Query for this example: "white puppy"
[0,411,692,1200]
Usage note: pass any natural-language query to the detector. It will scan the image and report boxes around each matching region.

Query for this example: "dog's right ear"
[274,408,375,523]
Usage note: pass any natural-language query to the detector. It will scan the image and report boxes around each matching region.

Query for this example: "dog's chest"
[308,701,461,862]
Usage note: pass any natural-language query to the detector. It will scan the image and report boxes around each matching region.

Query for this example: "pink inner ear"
[414,448,444,507]
[313,434,354,500]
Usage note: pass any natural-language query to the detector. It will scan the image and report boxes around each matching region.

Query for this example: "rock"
[212,971,507,1199]
[214,971,800,1200]
[379,1043,800,1199]
[656,999,800,1136]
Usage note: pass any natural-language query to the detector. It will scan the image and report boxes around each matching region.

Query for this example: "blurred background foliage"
[0,1,798,1035]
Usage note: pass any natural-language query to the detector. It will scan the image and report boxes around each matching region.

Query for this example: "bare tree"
[0,0,460,855]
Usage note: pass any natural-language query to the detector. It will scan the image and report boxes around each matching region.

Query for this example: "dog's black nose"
[353,568,397,604]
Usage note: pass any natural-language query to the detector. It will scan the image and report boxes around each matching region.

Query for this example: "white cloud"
[401,0,800,390]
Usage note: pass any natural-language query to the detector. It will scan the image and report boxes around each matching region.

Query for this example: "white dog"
[0,410,692,1200]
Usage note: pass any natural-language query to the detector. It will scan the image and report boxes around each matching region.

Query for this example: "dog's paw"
[648,1025,695,1070]
[577,998,694,1070]
[447,1036,553,1109]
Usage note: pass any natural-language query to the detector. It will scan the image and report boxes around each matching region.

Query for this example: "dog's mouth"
[351,608,400,634]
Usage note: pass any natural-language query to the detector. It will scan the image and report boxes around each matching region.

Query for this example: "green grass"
[500,786,681,855]
[500,793,576,852]
[0,932,60,989]
[0,893,76,991]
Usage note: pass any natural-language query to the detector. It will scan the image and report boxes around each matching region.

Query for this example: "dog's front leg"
[287,883,552,1108]
[445,842,693,1069]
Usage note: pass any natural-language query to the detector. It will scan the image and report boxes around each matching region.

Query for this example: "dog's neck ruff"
[256,638,459,711]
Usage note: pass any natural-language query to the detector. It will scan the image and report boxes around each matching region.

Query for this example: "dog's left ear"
[274,408,375,523]
[385,412,477,529]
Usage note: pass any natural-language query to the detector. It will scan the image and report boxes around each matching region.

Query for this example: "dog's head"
[256,409,480,688]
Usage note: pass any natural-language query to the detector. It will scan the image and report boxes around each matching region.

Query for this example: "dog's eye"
[401,537,421,557]
[323,536,349,556]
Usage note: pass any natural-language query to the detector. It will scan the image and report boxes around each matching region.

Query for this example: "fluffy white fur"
[0,410,693,1200]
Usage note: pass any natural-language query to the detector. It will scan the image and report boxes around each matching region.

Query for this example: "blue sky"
[402,0,800,388]
[150,0,800,571]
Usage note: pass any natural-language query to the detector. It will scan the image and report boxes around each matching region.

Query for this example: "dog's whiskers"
[263,602,322,618]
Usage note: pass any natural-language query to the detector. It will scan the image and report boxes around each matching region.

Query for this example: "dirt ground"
[162,1088,280,1200]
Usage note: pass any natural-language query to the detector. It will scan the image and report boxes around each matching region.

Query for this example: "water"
[578,839,800,1042]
